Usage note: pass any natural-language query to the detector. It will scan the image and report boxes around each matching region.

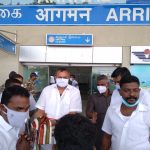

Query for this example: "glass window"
[12,0,35,5]
[0,0,35,5]
[23,66,49,100]
[0,0,11,5]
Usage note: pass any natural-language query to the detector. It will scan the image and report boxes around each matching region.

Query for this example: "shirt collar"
[112,102,149,114]
[0,116,13,131]
[96,89,112,97]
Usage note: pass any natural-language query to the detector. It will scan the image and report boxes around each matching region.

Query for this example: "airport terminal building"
[0,0,150,93]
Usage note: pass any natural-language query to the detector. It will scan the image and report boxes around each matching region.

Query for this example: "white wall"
[0,49,19,85]
[0,26,150,84]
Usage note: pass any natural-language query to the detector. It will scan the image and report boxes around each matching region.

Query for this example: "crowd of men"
[0,67,150,150]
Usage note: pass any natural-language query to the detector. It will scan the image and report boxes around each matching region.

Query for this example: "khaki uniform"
[24,79,36,96]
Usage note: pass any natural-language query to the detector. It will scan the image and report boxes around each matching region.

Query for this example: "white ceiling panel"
[93,47,122,63]
[19,46,46,62]
[46,47,93,63]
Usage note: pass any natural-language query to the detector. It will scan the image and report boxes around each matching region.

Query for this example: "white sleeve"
[102,107,112,135]
[0,141,2,150]
[69,88,82,113]
[35,89,46,110]
[29,94,36,111]
[0,138,8,150]
[140,90,150,107]
[110,90,122,106]
[143,110,150,127]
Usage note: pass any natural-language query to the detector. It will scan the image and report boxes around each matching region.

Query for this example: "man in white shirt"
[110,67,150,107]
[35,68,82,150]
[110,67,131,106]
[0,85,32,150]
[0,78,36,114]
[102,75,150,150]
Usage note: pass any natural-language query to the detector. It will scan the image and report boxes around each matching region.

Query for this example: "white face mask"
[56,78,69,88]
[5,106,29,133]
[97,86,107,94]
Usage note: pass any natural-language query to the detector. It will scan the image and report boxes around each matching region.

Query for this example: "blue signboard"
[46,34,93,46]
[1,5,150,25]
[0,34,16,54]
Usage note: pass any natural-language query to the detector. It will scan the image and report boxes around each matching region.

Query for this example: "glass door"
[23,66,49,100]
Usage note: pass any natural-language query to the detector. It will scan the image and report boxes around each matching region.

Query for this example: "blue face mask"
[122,98,139,107]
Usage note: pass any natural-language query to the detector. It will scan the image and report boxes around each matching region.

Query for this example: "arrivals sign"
[0,5,150,25]
[0,34,16,54]
[46,34,93,46]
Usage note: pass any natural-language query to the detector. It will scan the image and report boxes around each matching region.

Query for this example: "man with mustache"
[101,75,150,150]
[0,85,33,150]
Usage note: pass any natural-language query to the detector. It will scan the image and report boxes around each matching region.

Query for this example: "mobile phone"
[25,118,31,137]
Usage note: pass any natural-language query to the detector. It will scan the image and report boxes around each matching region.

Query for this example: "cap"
[30,72,38,78]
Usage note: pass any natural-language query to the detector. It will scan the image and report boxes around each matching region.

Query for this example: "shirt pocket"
[62,97,70,105]
[61,95,70,114]
[62,101,70,115]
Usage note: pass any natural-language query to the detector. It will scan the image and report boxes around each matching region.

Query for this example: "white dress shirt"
[110,89,121,106]
[35,84,82,119]
[29,93,36,111]
[102,103,150,150]
[110,89,150,107]
[0,116,19,150]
